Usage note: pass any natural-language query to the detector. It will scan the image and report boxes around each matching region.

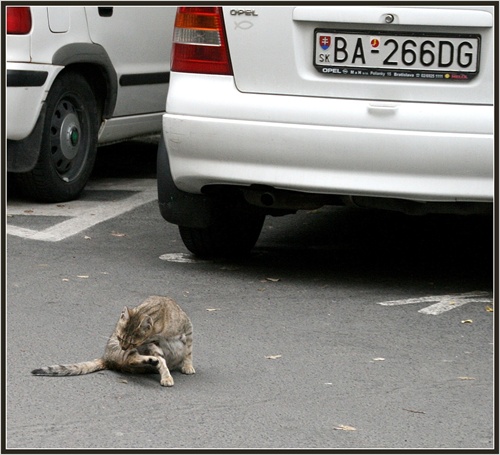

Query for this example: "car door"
[84,6,176,117]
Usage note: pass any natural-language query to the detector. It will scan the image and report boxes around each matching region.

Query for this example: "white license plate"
[314,30,480,81]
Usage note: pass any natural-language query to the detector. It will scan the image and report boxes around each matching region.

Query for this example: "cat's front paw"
[181,364,196,375]
[161,376,174,387]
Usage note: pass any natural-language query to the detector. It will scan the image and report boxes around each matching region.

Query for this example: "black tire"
[179,210,265,258]
[17,71,99,202]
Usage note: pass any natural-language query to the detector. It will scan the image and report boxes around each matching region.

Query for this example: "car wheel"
[179,210,265,258]
[17,71,99,202]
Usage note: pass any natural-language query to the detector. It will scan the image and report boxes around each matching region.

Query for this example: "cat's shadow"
[107,370,188,389]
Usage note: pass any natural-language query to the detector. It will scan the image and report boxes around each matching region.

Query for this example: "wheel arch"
[52,43,118,119]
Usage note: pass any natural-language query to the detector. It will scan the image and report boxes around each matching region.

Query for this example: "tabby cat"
[31,296,195,387]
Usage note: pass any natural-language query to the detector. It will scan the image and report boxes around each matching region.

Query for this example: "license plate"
[314,30,480,81]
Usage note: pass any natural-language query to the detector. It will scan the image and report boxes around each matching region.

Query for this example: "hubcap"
[49,98,89,181]
[60,113,80,160]
[70,127,79,146]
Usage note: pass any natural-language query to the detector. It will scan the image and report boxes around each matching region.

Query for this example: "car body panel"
[164,73,492,203]
[224,5,493,105]
[28,7,93,63]
[85,6,174,117]
[161,5,494,212]
[97,113,163,143]
[7,6,175,144]
[6,62,63,140]
[5,34,31,62]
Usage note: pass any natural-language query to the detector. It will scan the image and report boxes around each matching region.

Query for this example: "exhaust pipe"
[260,192,275,207]
[243,186,336,211]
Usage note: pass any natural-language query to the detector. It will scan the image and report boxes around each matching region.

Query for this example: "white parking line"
[7,179,157,242]
[159,253,210,263]
[378,291,493,315]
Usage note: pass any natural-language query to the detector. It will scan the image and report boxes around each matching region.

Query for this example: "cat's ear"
[121,306,130,321]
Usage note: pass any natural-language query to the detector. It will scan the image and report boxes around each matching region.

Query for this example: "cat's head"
[116,306,154,350]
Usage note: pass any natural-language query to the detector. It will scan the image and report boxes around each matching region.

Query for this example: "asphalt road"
[5,141,495,450]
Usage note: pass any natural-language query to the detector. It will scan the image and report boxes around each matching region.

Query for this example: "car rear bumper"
[7,62,63,140]
[164,73,493,203]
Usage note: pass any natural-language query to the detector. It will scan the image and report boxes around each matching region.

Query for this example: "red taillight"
[7,7,32,35]
[171,7,233,75]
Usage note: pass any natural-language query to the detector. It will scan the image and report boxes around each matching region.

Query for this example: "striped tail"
[31,358,106,376]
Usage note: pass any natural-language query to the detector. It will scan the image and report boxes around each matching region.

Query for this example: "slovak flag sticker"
[319,36,331,50]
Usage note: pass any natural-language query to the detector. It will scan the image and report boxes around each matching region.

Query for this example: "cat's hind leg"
[130,346,174,387]
[180,332,195,375]
[144,343,175,387]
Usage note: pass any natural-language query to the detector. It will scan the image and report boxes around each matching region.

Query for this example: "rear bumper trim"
[7,69,48,87]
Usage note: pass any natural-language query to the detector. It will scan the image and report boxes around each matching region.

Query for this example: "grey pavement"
[5,141,495,450]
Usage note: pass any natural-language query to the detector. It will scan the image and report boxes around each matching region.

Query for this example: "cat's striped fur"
[31,296,195,387]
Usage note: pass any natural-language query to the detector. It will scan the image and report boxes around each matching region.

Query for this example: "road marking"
[7,179,157,242]
[378,291,493,315]
[159,253,209,264]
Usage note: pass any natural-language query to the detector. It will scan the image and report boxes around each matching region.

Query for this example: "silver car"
[7,6,176,202]
[158,5,494,257]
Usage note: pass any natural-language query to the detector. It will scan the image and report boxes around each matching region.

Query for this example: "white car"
[7,6,176,202]
[158,5,494,257]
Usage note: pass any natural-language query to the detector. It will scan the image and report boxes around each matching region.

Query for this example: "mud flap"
[157,135,215,229]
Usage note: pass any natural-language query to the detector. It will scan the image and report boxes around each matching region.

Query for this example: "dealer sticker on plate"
[314,30,480,81]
